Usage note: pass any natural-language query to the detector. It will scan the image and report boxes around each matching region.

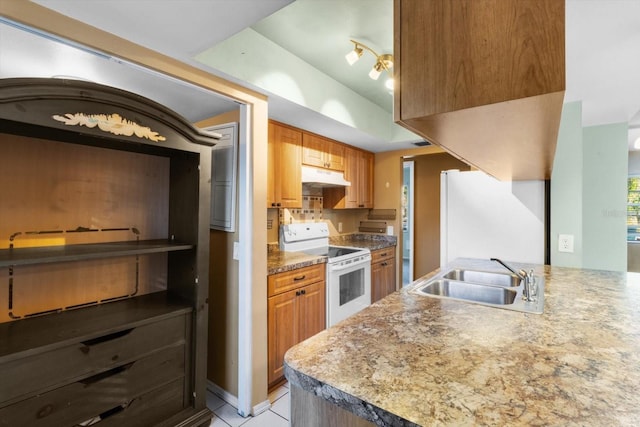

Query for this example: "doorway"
[402,160,414,286]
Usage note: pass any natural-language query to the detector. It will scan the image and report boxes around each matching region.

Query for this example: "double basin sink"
[412,267,545,314]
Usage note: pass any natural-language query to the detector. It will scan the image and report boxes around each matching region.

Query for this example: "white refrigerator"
[440,170,545,267]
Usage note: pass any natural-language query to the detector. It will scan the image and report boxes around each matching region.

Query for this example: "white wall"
[551,101,583,267]
[195,28,416,145]
[550,102,629,272]
[582,123,628,271]
[441,170,545,266]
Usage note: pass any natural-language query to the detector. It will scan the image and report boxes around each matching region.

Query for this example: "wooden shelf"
[0,291,191,359]
[0,240,194,267]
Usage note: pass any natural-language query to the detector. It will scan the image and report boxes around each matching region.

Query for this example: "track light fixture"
[345,39,394,87]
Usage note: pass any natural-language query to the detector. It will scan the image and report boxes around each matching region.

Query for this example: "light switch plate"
[558,234,574,253]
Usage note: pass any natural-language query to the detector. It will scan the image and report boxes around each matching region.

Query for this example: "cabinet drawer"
[96,377,186,427]
[268,264,325,297]
[0,312,188,406]
[371,248,395,264]
[0,345,185,427]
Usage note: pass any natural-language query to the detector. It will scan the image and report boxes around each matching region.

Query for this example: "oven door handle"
[328,260,370,272]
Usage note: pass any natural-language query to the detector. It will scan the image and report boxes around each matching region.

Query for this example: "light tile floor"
[207,382,290,427]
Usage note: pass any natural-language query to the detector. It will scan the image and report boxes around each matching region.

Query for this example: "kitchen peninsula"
[284,258,640,426]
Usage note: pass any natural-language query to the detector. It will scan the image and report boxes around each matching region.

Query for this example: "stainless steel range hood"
[301,165,351,187]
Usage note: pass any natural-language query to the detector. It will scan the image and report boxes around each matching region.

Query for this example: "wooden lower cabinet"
[371,248,397,303]
[268,264,326,387]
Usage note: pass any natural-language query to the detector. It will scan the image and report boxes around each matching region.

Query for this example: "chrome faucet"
[490,258,537,302]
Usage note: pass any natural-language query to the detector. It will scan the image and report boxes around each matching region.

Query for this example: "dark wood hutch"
[0,78,217,426]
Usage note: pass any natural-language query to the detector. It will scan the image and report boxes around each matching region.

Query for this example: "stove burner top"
[327,246,361,258]
[301,245,362,258]
[300,245,369,264]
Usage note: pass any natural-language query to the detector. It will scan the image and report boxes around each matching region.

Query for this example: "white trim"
[206,380,238,409]
[252,399,272,416]
[237,103,253,417]
[402,160,415,285]
[440,170,449,267]
[407,161,415,283]
[206,380,270,417]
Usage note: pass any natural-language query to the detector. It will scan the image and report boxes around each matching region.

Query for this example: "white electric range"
[280,223,371,327]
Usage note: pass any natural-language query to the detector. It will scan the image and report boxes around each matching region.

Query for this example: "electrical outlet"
[338,222,343,233]
[558,234,574,253]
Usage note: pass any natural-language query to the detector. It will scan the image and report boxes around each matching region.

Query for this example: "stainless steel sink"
[417,279,517,305]
[412,267,545,314]
[442,269,520,287]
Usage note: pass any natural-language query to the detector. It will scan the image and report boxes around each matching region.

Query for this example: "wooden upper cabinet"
[302,133,345,172]
[268,121,302,208]
[394,0,565,180]
[357,150,374,208]
[324,146,373,209]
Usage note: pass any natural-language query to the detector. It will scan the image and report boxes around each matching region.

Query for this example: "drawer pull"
[293,275,306,281]
[75,399,132,426]
[79,362,135,385]
[80,328,134,354]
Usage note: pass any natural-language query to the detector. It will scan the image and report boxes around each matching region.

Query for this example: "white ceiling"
[3,0,640,151]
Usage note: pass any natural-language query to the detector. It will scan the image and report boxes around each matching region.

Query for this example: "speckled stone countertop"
[329,234,397,251]
[284,258,640,426]
[267,234,396,275]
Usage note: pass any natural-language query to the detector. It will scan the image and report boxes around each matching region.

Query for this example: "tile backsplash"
[279,196,323,224]
[268,196,370,244]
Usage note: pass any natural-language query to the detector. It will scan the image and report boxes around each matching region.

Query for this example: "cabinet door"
[268,289,298,386]
[302,134,344,171]
[382,257,397,297]
[371,249,396,303]
[277,126,302,208]
[343,147,359,208]
[298,281,326,341]
[269,122,302,208]
[371,261,385,304]
[267,123,277,208]
[301,133,326,169]
[358,151,374,208]
[325,141,345,172]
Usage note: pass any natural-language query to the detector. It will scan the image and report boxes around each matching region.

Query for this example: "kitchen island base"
[290,385,375,427]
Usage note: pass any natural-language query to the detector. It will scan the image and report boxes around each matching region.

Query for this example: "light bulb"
[385,78,394,91]
[345,47,363,65]
[369,62,383,80]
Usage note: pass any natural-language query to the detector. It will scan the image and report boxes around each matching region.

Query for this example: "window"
[628,176,640,241]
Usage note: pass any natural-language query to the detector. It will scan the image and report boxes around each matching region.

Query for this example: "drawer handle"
[295,289,307,297]
[80,328,134,353]
[293,275,306,281]
[380,253,387,257]
[381,262,387,266]
[74,399,133,426]
[79,361,135,385]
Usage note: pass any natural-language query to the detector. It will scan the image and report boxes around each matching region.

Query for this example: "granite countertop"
[284,258,640,426]
[268,233,397,275]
